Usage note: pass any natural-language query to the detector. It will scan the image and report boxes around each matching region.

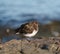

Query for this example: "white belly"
[23,30,38,37]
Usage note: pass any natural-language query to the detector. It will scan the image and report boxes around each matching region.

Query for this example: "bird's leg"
[26,37,34,42]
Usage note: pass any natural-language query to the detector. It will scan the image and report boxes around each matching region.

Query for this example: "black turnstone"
[15,21,39,38]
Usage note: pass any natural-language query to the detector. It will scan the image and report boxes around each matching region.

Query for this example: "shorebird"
[15,21,39,38]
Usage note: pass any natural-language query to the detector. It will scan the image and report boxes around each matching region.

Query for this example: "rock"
[0,37,60,54]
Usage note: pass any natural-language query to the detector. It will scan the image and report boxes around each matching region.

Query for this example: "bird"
[15,21,39,38]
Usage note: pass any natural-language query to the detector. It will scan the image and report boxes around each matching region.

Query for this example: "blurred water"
[0,0,60,28]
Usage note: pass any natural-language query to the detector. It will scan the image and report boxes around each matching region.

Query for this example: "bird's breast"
[23,30,38,37]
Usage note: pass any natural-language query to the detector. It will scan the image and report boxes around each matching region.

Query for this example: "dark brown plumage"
[15,21,39,34]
